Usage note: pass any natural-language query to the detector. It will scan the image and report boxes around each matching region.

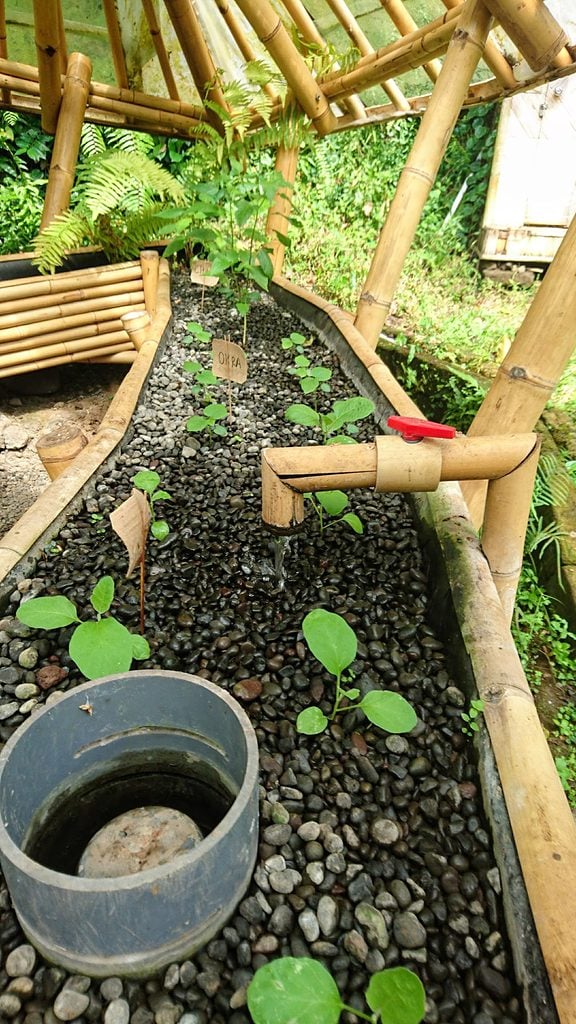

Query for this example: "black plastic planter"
[0,670,259,977]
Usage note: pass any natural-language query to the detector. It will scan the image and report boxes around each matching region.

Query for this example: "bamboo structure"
[140,250,160,318]
[214,0,278,104]
[41,52,92,230]
[483,0,569,71]
[36,423,88,480]
[354,0,492,347]
[0,0,10,104]
[102,0,129,89]
[325,0,411,111]
[380,0,443,82]
[164,0,229,128]
[265,144,299,277]
[32,0,63,134]
[140,0,180,102]
[440,0,517,88]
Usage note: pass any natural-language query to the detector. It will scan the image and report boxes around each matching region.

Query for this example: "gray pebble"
[99,979,123,1002]
[317,895,339,936]
[270,904,295,937]
[262,823,291,846]
[5,943,36,976]
[370,818,401,845]
[103,998,130,1024]
[18,647,39,669]
[297,822,321,842]
[355,903,390,950]
[393,911,427,949]
[0,993,21,1017]
[299,908,320,942]
[269,868,301,894]
[15,682,40,700]
[53,989,91,1021]
[0,701,19,720]
[343,929,368,963]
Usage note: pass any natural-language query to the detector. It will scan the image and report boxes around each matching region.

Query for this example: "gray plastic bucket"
[0,671,259,977]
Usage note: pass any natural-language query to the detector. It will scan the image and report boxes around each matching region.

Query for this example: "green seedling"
[285,395,374,444]
[289,354,332,398]
[281,331,312,355]
[461,698,485,736]
[296,608,417,736]
[131,470,172,542]
[185,321,212,345]
[305,490,363,536]
[187,402,228,442]
[16,576,149,681]
[183,360,220,403]
[247,958,425,1024]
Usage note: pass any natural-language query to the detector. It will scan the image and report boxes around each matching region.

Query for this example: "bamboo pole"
[461,210,576,528]
[88,351,136,365]
[0,278,146,316]
[0,302,145,346]
[33,0,63,134]
[379,0,443,82]
[0,289,144,333]
[483,0,569,72]
[233,0,337,136]
[37,423,88,481]
[354,0,492,348]
[164,0,229,130]
[440,0,517,88]
[55,0,67,73]
[0,343,134,379]
[121,311,151,352]
[41,52,92,230]
[0,0,10,104]
[140,0,180,101]
[266,144,299,278]
[279,0,366,120]
[0,261,141,299]
[0,336,133,372]
[319,4,463,100]
[214,0,278,103]
[87,93,200,134]
[482,435,540,624]
[102,0,129,89]
[325,0,411,112]
[0,325,127,358]
[140,250,159,318]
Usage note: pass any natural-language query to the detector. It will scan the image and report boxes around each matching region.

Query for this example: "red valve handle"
[387,415,456,441]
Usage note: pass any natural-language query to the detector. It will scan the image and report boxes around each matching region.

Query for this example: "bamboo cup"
[41,52,92,229]
[121,311,151,352]
[36,422,89,480]
[33,0,63,133]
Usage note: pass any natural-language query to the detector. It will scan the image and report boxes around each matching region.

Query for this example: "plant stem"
[338,1004,374,1022]
[139,553,146,635]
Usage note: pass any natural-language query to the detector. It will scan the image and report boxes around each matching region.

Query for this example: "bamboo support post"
[233,0,337,136]
[55,0,67,73]
[440,0,517,88]
[319,5,463,101]
[462,210,576,528]
[36,422,88,480]
[0,301,145,346]
[266,145,299,278]
[0,0,10,104]
[121,311,151,352]
[354,0,491,347]
[0,289,144,335]
[483,0,569,72]
[279,0,365,120]
[325,0,411,112]
[0,278,146,317]
[0,325,126,358]
[41,51,92,230]
[33,0,63,133]
[0,261,141,301]
[140,0,180,101]
[139,250,160,318]
[164,0,229,129]
[214,0,278,103]
[379,0,443,82]
[102,0,129,89]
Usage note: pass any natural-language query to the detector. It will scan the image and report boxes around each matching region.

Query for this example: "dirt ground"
[0,364,126,537]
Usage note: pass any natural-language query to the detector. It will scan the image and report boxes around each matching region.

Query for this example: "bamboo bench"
[0,251,159,380]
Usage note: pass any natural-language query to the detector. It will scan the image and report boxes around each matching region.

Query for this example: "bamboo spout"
[262,432,539,621]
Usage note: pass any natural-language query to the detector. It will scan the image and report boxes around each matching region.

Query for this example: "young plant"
[305,490,363,536]
[247,958,425,1024]
[282,331,312,355]
[183,360,220,404]
[461,698,485,736]
[185,321,213,346]
[296,609,416,736]
[16,576,149,680]
[131,470,172,542]
[186,403,228,442]
[289,355,332,398]
[285,395,374,444]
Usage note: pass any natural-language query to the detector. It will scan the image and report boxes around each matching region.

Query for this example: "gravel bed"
[0,273,525,1024]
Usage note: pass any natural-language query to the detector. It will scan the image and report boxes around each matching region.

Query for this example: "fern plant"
[33,150,185,273]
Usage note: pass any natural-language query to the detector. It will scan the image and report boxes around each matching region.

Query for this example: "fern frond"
[80,124,106,158]
[102,127,144,153]
[77,152,184,218]
[534,452,572,508]
[244,59,283,88]
[32,211,91,274]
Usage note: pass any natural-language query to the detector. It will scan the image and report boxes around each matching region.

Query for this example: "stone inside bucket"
[77,806,203,878]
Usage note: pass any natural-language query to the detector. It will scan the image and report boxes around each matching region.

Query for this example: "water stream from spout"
[272,535,292,590]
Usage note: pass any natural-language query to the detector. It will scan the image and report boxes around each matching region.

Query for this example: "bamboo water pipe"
[279,0,366,120]
[140,0,180,101]
[325,0,410,112]
[462,209,576,529]
[354,0,491,348]
[41,52,92,230]
[483,0,570,72]
[164,0,229,130]
[33,0,63,134]
[379,0,443,82]
[265,144,299,278]
[234,0,337,136]
[102,0,129,89]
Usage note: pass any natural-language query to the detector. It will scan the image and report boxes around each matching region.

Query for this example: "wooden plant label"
[212,338,248,384]
[110,489,151,577]
[190,260,219,287]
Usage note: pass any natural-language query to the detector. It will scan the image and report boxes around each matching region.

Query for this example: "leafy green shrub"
[305,490,363,536]
[0,176,45,254]
[285,396,374,444]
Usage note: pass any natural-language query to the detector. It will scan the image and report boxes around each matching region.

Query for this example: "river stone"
[355,903,390,950]
[100,979,123,1002]
[299,908,320,942]
[53,989,91,1021]
[77,806,203,878]
[0,993,21,1017]
[18,646,38,669]
[104,999,130,1024]
[5,943,36,977]
[317,895,339,936]
[393,911,427,949]
[370,818,402,845]
[14,682,40,700]
[0,701,19,720]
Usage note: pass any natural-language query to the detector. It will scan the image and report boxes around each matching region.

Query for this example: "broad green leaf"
[317,490,348,516]
[332,396,375,423]
[366,968,426,1024]
[250,265,270,290]
[275,230,291,246]
[342,687,360,700]
[297,706,328,735]
[69,618,135,679]
[294,355,310,367]
[183,360,202,374]
[236,198,256,227]
[311,367,332,381]
[258,247,274,279]
[285,404,319,428]
[186,415,208,432]
[210,253,233,276]
[16,595,78,630]
[90,576,115,615]
[131,634,150,661]
[205,403,227,420]
[300,377,319,395]
[303,608,357,677]
[131,470,160,494]
[196,370,218,386]
[247,957,341,1024]
[327,435,358,445]
[151,520,170,541]
[236,301,250,315]
[213,423,228,436]
[360,691,417,733]
[342,513,364,534]
[152,490,172,502]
